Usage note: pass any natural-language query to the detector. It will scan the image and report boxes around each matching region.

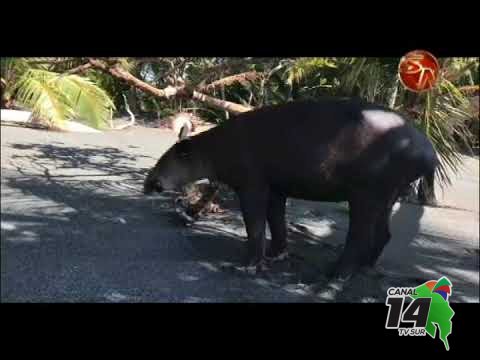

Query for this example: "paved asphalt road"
[1,125,479,302]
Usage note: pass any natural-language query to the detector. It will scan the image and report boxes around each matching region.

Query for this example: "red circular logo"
[398,50,440,92]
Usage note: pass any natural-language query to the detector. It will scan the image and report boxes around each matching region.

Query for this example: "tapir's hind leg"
[333,192,383,280]
[363,189,400,268]
[266,192,288,260]
[334,187,401,279]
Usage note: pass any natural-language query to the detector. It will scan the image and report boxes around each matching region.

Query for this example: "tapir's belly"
[267,165,351,202]
[279,183,349,202]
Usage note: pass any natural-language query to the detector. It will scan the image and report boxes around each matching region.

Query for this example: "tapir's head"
[144,123,206,195]
[144,139,197,194]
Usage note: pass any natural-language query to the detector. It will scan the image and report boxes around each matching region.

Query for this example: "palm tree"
[1,57,115,130]
[279,57,478,204]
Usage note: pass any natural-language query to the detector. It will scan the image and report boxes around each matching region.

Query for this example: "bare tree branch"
[65,62,93,75]
[198,71,262,93]
[25,57,79,65]
[88,58,191,98]
[192,91,253,114]
[86,58,253,114]
[111,94,136,130]
[459,85,479,95]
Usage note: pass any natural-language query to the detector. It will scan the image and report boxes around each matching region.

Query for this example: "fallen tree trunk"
[86,58,253,114]
[192,91,253,114]
[66,62,93,75]
[197,71,262,93]
[88,59,191,99]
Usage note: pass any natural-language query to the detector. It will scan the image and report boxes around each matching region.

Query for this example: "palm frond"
[444,57,479,85]
[338,57,367,95]
[55,74,116,129]
[1,57,30,73]
[1,57,30,87]
[416,78,474,189]
[117,58,140,73]
[15,69,75,125]
[337,58,397,103]
[14,69,115,129]
[286,57,337,86]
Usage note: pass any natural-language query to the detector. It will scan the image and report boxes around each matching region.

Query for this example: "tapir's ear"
[178,124,190,141]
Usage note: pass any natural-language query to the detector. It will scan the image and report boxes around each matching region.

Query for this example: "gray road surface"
[1,125,478,302]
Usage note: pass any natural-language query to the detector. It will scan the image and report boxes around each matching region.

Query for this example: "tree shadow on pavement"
[8,142,153,180]
[2,143,478,303]
[1,144,309,302]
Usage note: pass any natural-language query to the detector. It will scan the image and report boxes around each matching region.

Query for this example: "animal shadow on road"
[379,202,479,303]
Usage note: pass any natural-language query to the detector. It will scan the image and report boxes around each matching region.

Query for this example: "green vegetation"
[1,58,115,129]
[1,57,478,194]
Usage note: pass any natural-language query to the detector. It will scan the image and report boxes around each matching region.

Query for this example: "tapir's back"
[199,97,433,199]
[226,97,401,141]
[221,97,412,163]
[231,97,359,140]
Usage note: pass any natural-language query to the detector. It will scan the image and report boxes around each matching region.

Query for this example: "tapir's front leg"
[266,192,288,260]
[237,186,269,271]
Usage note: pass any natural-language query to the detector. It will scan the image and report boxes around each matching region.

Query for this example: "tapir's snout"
[143,176,164,195]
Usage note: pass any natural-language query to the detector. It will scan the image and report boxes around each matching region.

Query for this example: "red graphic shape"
[399,50,440,92]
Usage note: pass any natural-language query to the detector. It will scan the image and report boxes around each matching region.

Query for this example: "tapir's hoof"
[331,262,384,282]
[244,259,269,275]
[331,271,353,283]
[329,262,358,282]
[422,199,438,207]
[265,249,289,263]
[314,277,349,302]
[176,208,198,224]
[359,264,386,279]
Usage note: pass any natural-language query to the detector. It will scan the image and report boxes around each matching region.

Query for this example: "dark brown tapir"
[144,97,439,280]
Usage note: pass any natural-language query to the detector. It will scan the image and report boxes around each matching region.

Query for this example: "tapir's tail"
[421,149,440,180]
[403,141,441,204]
[417,146,441,203]
[398,134,440,202]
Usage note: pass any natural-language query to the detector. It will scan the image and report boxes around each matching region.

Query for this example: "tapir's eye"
[154,183,164,192]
